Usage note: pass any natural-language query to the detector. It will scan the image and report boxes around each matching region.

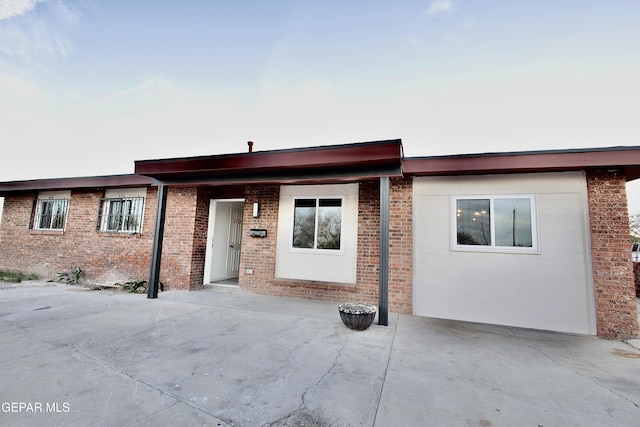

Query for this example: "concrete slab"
[0,344,227,426]
[377,315,640,427]
[1,281,639,426]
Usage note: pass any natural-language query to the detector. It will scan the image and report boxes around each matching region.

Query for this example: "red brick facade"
[238,184,280,294]
[389,177,413,313]
[587,171,639,338]
[0,186,216,290]
[160,187,211,290]
[0,188,157,284]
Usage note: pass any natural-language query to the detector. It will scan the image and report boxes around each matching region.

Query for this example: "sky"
[1,0,640,209]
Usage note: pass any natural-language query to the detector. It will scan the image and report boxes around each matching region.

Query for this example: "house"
[1,139,638,339]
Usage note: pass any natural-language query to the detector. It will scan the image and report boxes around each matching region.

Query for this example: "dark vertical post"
[148,183,168,299]
[379,176,390,326]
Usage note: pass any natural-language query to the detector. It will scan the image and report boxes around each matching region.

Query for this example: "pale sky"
[1,1,640,209]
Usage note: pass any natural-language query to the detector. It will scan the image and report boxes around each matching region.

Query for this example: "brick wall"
[159,186,215,290]
[634,262,640,297]
[191,187,213,289]
[0,185,231,292]
[0,188,156,285]
[238,179,413,314]
[239,185,280,293]
[587,171,639,338]
[389,177,413,313]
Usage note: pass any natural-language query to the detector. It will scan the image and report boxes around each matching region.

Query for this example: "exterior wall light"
[252,202,259,218]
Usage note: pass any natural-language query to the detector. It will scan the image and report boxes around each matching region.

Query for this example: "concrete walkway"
[1,281,639,427]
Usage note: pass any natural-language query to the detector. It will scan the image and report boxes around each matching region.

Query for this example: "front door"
[225,205,243,278]
[204,200,244,284]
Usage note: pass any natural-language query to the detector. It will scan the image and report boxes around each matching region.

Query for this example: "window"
[33,198,69,231]
[293,198,342,250]
[98,197,145,233]
[277,184,357,283]
[97,188,147,234]
[453,196,537,251]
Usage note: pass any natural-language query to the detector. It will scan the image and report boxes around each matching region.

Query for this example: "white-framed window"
[452,195,538,253]
[97,188,146,233]
[31,191,70,231]
[276,184,358,284]
[292,197,344,251]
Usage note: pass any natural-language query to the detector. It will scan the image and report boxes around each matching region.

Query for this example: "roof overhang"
[0,174,154,196]
[403,146,640,181]
[5,142,640,196]
[134,139,404,184]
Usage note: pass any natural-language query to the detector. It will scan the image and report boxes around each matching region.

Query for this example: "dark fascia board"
[0,174,155,196]
[154,163,403,187]
[135,139,403,179]
[403,146,640,181]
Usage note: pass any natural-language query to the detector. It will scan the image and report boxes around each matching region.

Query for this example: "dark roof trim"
[154,164,403,187]
[403,146,640,180]
[0,174,154,195]
[4,143,640,195]
[135,139,404,180]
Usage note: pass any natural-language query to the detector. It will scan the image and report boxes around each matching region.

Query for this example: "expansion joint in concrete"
[68,345,234,426]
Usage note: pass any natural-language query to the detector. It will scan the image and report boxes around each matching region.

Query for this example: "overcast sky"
[1,0,640,209]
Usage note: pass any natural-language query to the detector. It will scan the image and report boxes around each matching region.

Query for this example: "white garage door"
[413,172,596,335]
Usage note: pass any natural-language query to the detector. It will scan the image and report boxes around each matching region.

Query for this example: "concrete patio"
[1,281,639,426]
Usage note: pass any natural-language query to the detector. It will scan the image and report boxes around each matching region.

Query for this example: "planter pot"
[338,303,377,331]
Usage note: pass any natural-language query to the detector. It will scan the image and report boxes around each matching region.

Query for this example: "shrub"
[115,278,164,294]
[51,266,82,285]
[0,270,39,283]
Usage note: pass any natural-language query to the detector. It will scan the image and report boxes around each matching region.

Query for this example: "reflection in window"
[494,198,533,247]
[456,197,534,249]
[293,198,342,250]
[456,199,490,245]
[317,199,341,249]
[293,199,316,248]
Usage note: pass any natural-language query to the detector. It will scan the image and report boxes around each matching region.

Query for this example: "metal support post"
[379,176,390,326]
[148,183,167,299]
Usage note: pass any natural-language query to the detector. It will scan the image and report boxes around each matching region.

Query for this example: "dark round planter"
[338,303,377,331]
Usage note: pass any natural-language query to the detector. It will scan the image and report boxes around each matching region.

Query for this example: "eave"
[0,174,154,196]
[134,139,404,183]
[403,146,640,181]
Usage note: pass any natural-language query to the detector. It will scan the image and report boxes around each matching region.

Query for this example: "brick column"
[161,187,212,290]
[389,177,413,314]
[587,171,639,338]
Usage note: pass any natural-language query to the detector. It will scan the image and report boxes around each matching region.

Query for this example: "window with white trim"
[32,192,70,231]
[276,184,357,283]
[292,197,343,250]
[453,196,537,251]
[97,188,146,233]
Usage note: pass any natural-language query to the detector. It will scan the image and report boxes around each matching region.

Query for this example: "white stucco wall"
[275,183,358,284]
[413,172,595,335]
